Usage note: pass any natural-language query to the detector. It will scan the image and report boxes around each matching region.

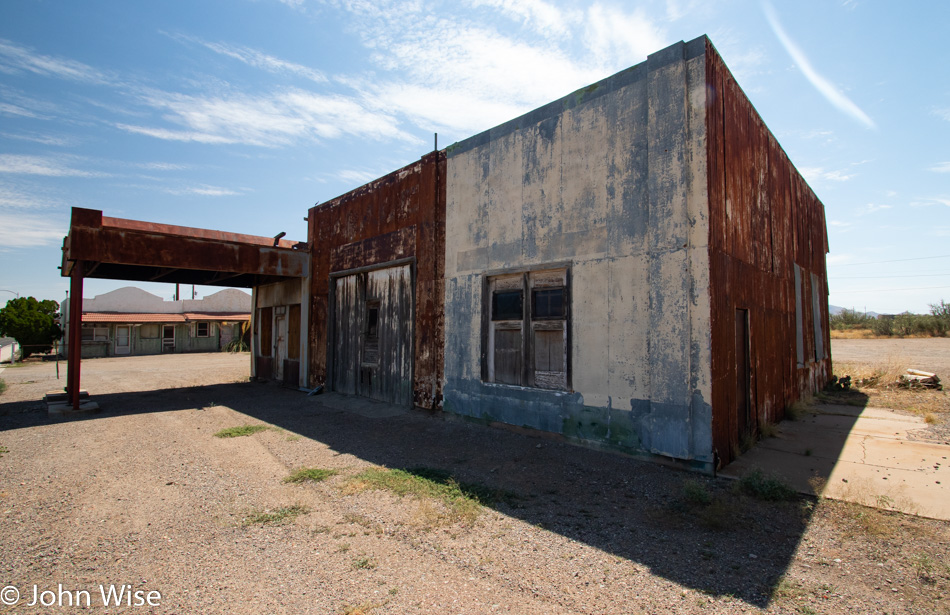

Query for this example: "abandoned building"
[60,35,830,471]
[60,287,250,359]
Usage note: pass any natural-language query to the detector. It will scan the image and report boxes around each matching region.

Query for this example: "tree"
[0,297,62,359]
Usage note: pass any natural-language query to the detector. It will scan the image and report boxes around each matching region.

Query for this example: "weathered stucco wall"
[444,38,713,468]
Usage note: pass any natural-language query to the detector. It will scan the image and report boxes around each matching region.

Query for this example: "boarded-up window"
[486,269,569,390]
[288,304,301,360]
[81,326,109,342]
[811,272,825,361]
[259,307,273,357]
[140,324,159,339]
[794,264,804,367]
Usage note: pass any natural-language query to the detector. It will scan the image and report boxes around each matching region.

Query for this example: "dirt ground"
[1,351,948,614]
[831,337,950,380]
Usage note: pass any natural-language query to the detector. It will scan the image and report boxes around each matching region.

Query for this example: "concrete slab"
[47,400,100,415]
[721,405,950,520]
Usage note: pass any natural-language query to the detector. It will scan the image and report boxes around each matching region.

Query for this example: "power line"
[830,254,950,267]
[830,273,950,279]
[832,285,950,294]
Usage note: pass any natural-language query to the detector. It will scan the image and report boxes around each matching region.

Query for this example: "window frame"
[81,325,109,342]
[195,322,211,338]
[482,266,571,391]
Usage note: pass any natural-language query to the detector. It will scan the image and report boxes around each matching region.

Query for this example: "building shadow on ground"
[0,379,872,608]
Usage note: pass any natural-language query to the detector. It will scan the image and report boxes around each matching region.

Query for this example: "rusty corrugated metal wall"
[308,152,446,409]
[706,39,831,465]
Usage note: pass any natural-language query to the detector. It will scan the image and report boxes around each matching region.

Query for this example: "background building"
[62,287,251,359]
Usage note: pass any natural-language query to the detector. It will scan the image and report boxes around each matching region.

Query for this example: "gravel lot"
[832,337,950,379]
[0,352,948,614]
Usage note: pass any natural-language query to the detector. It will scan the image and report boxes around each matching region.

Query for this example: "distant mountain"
[829,305,880,318]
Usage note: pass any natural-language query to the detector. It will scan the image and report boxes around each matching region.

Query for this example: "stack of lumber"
[898,369,942,389]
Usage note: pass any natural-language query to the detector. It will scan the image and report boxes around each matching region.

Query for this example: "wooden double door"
[331,264,413,406]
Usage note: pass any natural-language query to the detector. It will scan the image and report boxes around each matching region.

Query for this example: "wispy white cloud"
[0,184,64,210]
[928,162,950,173]
[118,88,417,147]
[935,108,950,122]
[465,0,576,38]
[164,184,242,197]
[0,212,67,248]
[329,0,668,136]
[584,4,667,69]
[763,2,874,129]
[909,197,950,208]
[0,38,107,84]
[338,169,385,185]
[135,162,189,171]
[858,203,891,215]
[0,132,76,147]
[0,154,106,177]
[0,102,46,119]
[799,166,855,183]
[171,34,327,83]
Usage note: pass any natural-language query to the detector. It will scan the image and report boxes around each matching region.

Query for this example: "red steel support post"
[67,262,84,409]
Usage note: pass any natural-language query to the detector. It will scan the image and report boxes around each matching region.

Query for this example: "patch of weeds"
[759,421,779,438]
[343,513,384,534]
[388,588,398,596]
[340,601,387,615]
[785,397,816,420]
[284,467,339,483]
[352,556,377,570]
[924,412,938,424]
[0,445,8,458]
[0,378,6,396]
[912,553,942,585]
[681,479,712,506]
[214,424,270,438]
[734,468,798,501]
[697,499,733,531]
[799,606,818,615]
[739,431,757,453]
[337,543,351,553]
[312,525,331,534]
[242,504,309,526]
[286,433,302,441]
[837,501,900,538]
[344,467,510,526]
[772,576,804,600]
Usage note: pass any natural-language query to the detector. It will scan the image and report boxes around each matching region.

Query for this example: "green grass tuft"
[0,377,6,396]
[681,479,713,506]
[284,467,339,483]
[735,468,798,501]
[214,424,270,438]
[344,467,509,525]
[242,504,310,526]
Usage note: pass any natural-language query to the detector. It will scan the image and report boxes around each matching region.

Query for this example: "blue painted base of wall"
[443,377,714,473]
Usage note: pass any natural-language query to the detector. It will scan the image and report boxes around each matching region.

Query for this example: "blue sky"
[1,0,948,314]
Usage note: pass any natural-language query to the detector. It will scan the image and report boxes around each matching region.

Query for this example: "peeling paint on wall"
[442,35,829,471]
[445,37,715,469]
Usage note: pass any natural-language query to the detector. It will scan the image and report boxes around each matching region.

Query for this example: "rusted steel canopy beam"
[61,208,308,288]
